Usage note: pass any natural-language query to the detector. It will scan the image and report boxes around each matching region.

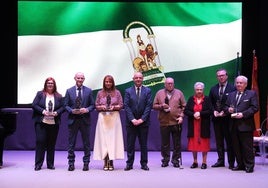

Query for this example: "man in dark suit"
[124,72,153,171]
[209,69,236,169]
[224,75,259,173]
[64,72,95,171]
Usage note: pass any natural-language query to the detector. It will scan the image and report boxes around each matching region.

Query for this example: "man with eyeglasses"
[209,69,236,169]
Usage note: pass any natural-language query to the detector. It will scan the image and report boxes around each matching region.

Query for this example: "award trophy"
[215,99,222,112]
[42,100,55,124]
[164,96,170,113]
[106,94,111,110]
[74,96,82,114]
[105,94,111,115]
[230,104,238,117]
[48,100,53,112]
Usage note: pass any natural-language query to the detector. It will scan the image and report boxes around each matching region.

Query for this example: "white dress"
[93,90,125,160]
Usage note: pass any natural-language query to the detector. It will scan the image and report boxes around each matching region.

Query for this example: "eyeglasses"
[47,82,54,85]
[217,75,226,77]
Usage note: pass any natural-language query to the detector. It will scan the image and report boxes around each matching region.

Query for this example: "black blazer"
[209,82,236,115]
[184,95,213,138]
[32,91,65,124]
[224,89,259,132]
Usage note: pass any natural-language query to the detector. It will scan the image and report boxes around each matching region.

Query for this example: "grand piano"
[0,111,17,136]
[0,110,18,166]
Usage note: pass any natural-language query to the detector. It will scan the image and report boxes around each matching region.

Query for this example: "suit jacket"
[184,95,213,138]
[124,85,152,126]
[224,89,259,132]
[209,82,236,117]
[32,91,65,124]
[64,85,95,126]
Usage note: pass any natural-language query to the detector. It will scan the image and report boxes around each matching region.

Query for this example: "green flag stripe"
[18,2,241,36]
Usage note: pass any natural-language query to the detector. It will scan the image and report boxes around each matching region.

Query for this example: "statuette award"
[42,100,55,124]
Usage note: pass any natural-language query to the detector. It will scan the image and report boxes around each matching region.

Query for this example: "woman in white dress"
[93,75,124,170]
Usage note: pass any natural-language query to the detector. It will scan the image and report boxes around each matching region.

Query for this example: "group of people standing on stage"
[29,68,259,173]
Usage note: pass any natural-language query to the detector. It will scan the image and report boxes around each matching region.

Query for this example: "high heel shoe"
[108,160,114,171]
[190,162,198,169]
[103,157,108,171]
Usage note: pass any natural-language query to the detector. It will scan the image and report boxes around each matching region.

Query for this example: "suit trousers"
[231,125,254,169]
[213,116,235,166]
[68,118,90,165]
[126,125,149,166]
[35,122,59,167]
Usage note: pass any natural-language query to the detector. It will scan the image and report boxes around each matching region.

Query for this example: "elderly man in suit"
[124,72,153,171]
[209,69,236,169]
[224,75,259,173]
[64,72,95,171]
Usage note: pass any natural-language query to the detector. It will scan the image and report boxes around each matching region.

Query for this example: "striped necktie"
[236,92,241,105]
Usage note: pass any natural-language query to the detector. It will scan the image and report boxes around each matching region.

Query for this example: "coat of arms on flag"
[123,21,165,86]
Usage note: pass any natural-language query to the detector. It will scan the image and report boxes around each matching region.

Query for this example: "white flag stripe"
[18,20,241,104]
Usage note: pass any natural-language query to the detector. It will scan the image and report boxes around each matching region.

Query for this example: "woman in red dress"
[184,82,213,169]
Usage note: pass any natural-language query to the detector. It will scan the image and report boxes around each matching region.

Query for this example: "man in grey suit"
[224,75,259,173]
[64,72,95,171]
[124,72,153,171]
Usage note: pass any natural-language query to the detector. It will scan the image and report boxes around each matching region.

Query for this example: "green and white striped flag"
[18,1,242,104]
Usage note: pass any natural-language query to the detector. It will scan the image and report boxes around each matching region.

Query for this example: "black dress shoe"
[201,163,207,169]
[83,164,89,171]
[47,166,55,170]
[124,165,133,171]
[232,166,245,171]
[245,167,254,173]
[173,163,180,168]
[190,162,198,169]
[141,165,149,171]
[161,162,168,167]
[228,165,234,169]
[34,166,41,171]
[211,162,225,167]
[68,164,75,171]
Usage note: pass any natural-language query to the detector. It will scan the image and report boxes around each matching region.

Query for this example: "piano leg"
[0,127,4,167]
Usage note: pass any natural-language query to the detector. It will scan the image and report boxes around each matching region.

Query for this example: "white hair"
[194,82,205,89]
[236,75,248,83]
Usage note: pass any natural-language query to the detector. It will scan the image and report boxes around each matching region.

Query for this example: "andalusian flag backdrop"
[18,1,242,104]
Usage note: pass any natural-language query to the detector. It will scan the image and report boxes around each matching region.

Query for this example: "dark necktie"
[77,87,82,100]
[219,85,224,100]
[137,87,140,100]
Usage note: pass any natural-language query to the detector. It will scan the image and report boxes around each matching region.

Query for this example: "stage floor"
[0,151,268,188]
